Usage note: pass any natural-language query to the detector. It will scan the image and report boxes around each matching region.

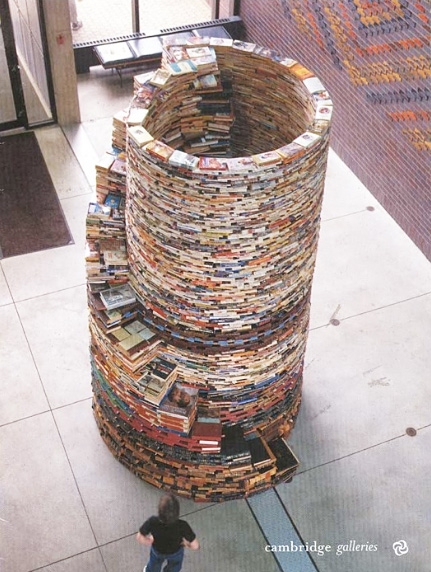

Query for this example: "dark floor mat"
[0,131,73,258]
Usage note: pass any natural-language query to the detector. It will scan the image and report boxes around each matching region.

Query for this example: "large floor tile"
[61,193,95,249]
[54,399,213,546]
[77,68,136,123]
[100,534,147,572]
[0,413,96,572]
[183,500,280,572]
[62,124,100,187]
[16,286,91,408]
[53,399,171,545]
[310,206,431,328]
[82,116,118,159]
[2,243,86,301]
[36,549,106,572]
[35,126,92,200]
[291,293,431,470]
[0,305,49,424]
[277,427,431,572]
[0,264,13,306]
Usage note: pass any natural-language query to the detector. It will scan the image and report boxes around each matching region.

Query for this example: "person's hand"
[136,532,154,545]
[182,538,200,550]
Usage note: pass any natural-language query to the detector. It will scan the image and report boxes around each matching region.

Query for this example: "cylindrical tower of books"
[89,39,332,501]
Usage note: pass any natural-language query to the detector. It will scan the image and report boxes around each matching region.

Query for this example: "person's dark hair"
[158,493,180,524]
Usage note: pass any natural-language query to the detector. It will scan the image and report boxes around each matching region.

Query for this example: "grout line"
[339,290,431,323]
[59,189,95,201]
[273,487,321,570]
[51,396,93,411]
[28,546,106,572]
[0,409,52,429]
[309,290,431,332]
[49,406,108,570]
[11,306,54,412]
[293,428,431,477]
[10,281,87,305]
[0,264,13,303]
[0,396,93,429]
[62,123,99,187]
[320,206,372,223]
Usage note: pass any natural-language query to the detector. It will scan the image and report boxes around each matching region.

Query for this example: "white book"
[293,131,321,148]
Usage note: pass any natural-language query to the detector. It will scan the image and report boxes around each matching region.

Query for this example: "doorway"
[0,0,55,131]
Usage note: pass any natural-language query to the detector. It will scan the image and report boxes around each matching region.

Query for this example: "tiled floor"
[1,16,431,572]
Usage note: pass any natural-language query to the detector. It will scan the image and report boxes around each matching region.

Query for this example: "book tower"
[88,37,332,501]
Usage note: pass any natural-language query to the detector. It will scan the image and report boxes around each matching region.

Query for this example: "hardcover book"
[100,283,136,310]
[191,420,222,444]
[159,383,198,418]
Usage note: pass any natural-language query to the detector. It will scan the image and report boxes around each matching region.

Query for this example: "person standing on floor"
[68,0,82,31]
[136,492,200,572]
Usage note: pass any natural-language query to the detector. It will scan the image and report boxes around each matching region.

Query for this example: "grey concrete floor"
[1,7,431,572]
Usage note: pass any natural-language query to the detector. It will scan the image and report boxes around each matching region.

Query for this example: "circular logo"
[393,540,409,556]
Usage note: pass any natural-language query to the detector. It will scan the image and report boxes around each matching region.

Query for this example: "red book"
[191,420,222,444]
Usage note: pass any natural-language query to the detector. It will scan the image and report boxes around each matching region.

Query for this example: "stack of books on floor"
[87,40,333,500]
[112,106,150,152]
[95,151,127,204]
[86,197,125,241]
[92,376,299,501]
[88,159,128,293]
[85,237,129,286]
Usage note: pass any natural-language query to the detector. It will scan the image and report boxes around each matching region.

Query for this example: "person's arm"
[183,537,200,550]
[136,531,154,546]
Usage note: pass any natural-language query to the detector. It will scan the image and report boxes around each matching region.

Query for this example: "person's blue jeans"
[146,545,184,572]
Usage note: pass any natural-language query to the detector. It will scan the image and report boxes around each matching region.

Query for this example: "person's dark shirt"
[140,516,196,554]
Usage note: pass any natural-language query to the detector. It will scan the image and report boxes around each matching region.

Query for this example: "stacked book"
[138,356,179,406]
[85,199,125,242]
[157,383,199,435]
[157,38,235,157]
[90,308,162,375]
[89,292,138,334]
[112,106,149,151]
[99,282,136,310]
[87,40,333,500]
[95,152,127,205]
[190,413,222,453]
[134,71,157,108]
[85,238,129,286]
[85,175,128,287]
[92,379,299,501]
